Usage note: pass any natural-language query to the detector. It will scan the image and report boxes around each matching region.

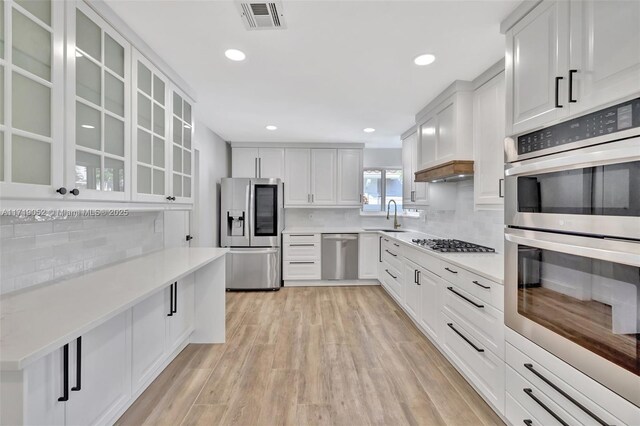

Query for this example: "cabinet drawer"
[283,261,321,280]
[283,243,320,261]
[442,282,504,358]
[403,245,440,275]
[381,262,403,303]
[506,392,544,426]
[440,310,504,414]
[507,366,579,426]
[283,233,321,244]
[381,247,402,272]
[381,237,402,253]
[457,269,503,311]
[438,260,464,285]
[506,342,639,426]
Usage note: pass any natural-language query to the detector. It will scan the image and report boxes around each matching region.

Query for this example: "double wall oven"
[504,98,640,406]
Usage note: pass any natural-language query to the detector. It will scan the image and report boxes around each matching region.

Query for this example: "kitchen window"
[362,168,403,212]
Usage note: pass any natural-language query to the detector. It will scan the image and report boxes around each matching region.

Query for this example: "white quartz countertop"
[0,247,228,371]
[283,226,394,234]
[380,230,504,284]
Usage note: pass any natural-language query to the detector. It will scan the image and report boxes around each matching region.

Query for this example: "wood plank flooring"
[116,286,504,425]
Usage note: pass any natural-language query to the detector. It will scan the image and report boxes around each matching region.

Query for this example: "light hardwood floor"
[116,286,504,425]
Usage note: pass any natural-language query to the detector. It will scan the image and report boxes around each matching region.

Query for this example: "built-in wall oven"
[504,97,640,407]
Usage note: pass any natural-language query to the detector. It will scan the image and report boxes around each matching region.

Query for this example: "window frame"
[361,167,403,213]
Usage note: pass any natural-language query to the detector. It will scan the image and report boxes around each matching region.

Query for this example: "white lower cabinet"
[403,261,421,321]
[417,267,441,342]
[283,233,321,281]
[166,276,195,353]
[23,350,65,426]
[358,233,379,279]
[131,290,167,393]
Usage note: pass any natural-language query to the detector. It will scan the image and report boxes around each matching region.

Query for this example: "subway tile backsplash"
[0,212,164,294]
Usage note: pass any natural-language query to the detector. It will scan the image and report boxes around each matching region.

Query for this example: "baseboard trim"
[284,279,380,287]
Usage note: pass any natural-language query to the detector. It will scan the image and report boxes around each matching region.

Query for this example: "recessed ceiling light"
[225,49,246,61]
[81,124,95,129]
[363,128,375,133]
[266,125,278,131]
[414,54,436,66]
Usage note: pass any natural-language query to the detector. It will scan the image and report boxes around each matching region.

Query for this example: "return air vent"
[237,2,286,30]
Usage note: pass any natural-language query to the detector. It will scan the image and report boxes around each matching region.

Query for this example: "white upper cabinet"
[284,148,311,206]
[474,71,506,208]
[169,86,194,203]
[336,148,362,206]
[310,148,336,205]
[231,147,285,179]
[402,131,428,207]
[132,49,169,202]
[65,1,131,201]
[568,0,640,115]
[506,0,639,136]
[0,0,65,199]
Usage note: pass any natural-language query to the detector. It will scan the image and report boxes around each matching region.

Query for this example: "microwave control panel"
[517,97,640,155]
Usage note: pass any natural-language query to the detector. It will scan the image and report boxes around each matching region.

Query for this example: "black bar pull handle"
[71,337,82,391]
[447,286,485,308]
[523,388,569,426]
[444,267,458,274]
[416,270,421,285]
[58,344,69,402]
[385,269,397,280]
[523,364,610,425]
[447,323,484,352]
[568,69,577,103]
[385,249,397,257]
[472,280,490,289]
[378,236,382,262]
[523,420,533,426]
[173,282,178,314]
[555,76,564,108]
[168,284,174,316]
[498,178,504,198]
[414,269,418,284]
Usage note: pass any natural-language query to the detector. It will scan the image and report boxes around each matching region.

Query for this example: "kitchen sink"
[363,228,407,232]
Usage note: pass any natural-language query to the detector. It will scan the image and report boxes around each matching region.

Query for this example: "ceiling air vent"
[237,2,286,30]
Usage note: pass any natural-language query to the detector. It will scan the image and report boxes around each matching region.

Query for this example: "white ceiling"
[106,0,519,147]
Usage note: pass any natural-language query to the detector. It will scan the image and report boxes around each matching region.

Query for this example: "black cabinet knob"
[185,235,193,241]
[166,196,176,201]
[70,188,80,196]
[56,187,67,195]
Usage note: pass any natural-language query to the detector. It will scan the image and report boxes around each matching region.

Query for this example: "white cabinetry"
[336,149,362,206]
[310,149,336,205]
[166,276,195,353]
[0,0,65,199]
[358,232,378,279]
[505,0,639,136]
[169,86,194,203]
[473,71,505,208]
[283,233,321,281]
[284,148,311,206]
[23,350,65,426]
[131,290,167,392]
[403,261,421,320]
[402,131,428,206]
[418,267,441,342]
[232,147,285,179]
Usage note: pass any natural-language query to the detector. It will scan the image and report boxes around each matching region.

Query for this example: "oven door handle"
[505,141,640,177]
[505,229,640,267]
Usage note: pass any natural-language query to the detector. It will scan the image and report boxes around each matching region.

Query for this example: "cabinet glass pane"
[153,169,164,195]
[173,145,181,172]
[184,101,191,123]
[137,62,151,96]
[0,132,4,181]
[137,165,151,194]
[0,1,4,58]
[76,10,100,61]
[153,104,164,135]
[137,92,151,130]
[0,66,4,124]
[105,115,124,157]
[172,117,181,145]
[183,176,191,198]
[12,135,50,184]
[13,72,50,136]
[76,55,101,105]
[184,151,191,175]
[75,150,100,190]
[15,0,50,26]
[183,126,191,150]
[104,72,124,117]
[76,102,100,150]
[153,136,164,167]
[173,92,182,118]
[12,9,51,80]
[137,129,151,164]
[104,34,124,77]
[104,157,124,192]
[173,173,182,197]
[153,75,164,104]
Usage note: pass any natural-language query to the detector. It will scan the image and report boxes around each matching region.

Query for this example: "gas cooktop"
[410,238,495,253]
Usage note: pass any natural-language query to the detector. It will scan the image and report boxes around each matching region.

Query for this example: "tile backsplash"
[0,212,164,294]
[285,180,504,252]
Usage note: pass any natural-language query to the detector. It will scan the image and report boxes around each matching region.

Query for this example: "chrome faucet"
[386,200,401,229]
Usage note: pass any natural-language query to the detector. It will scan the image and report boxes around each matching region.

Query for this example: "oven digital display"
[517,98,640,155]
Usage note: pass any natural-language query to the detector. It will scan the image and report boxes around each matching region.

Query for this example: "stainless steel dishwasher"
[321,234,359,280]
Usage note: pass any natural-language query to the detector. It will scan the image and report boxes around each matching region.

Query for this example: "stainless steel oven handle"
[505,142,640,177]
[505,229,640,267]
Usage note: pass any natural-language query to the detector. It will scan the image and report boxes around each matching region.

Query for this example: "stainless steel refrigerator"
[221,178,283,290]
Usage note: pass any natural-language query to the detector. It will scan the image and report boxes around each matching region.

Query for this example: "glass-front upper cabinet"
[132,49,169,202]
[170,87,193,202]
[0,0,64,198]
[65,1,130,200]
